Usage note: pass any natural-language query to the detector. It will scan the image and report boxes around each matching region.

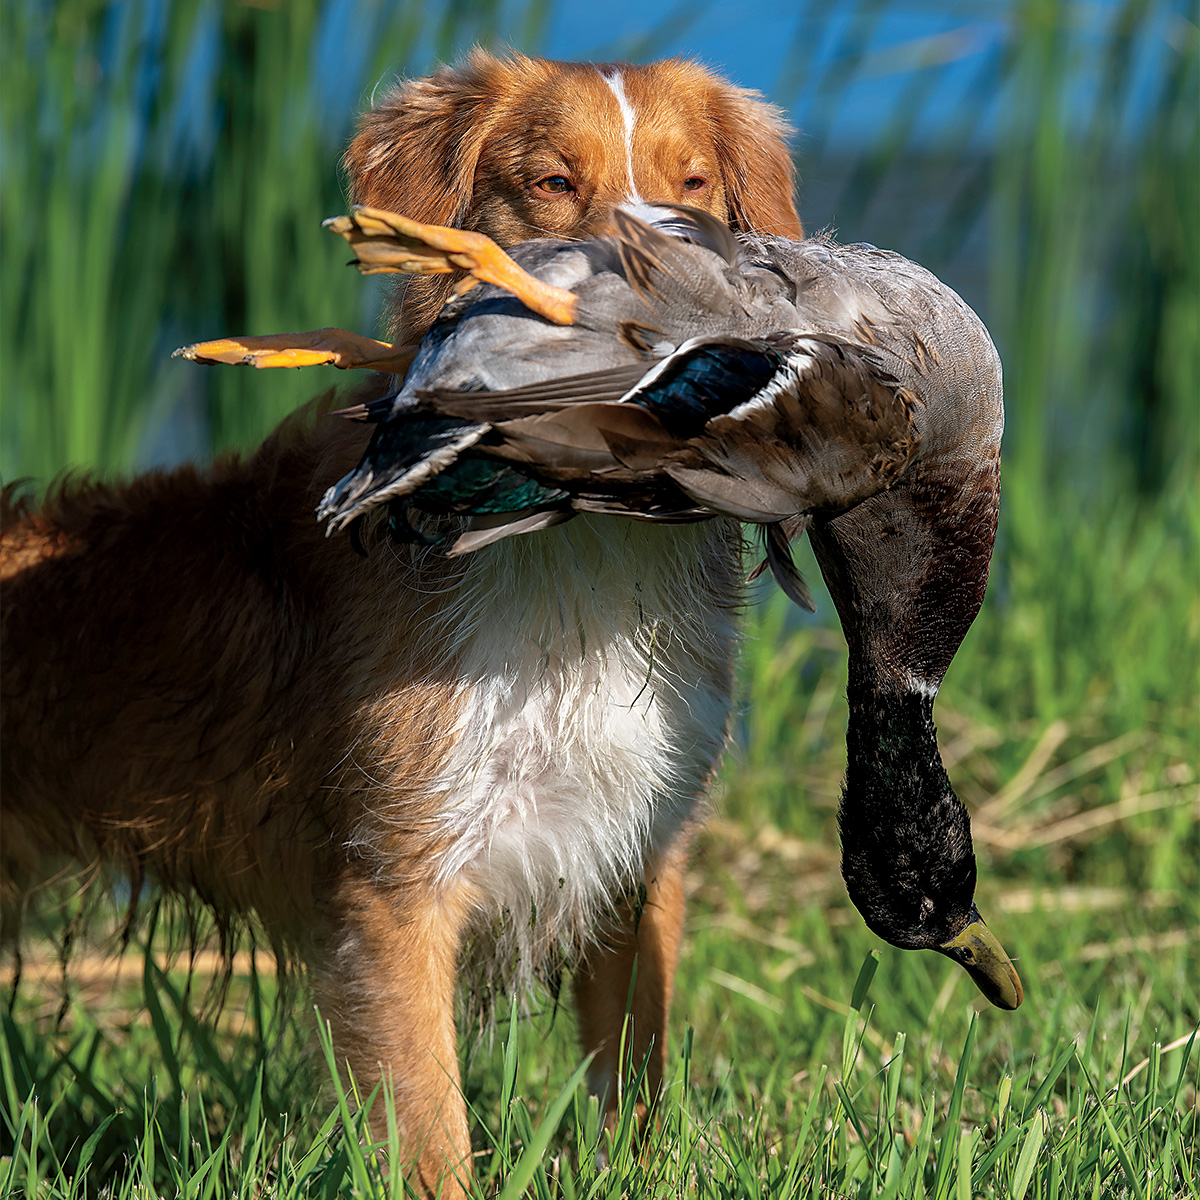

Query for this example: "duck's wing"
[662,335,920,520]
[414,332,918,519]
[321,336,779,543]
[411,336,781,478]
[315,352,662,533]
[316,417,490,533]
[407,331,917,606]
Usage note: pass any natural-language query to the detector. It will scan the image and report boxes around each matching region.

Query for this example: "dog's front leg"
[310,873,473,1197]
[572,831,690,1128]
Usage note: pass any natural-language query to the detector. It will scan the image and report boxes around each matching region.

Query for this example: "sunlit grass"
[3,871,1196,1197]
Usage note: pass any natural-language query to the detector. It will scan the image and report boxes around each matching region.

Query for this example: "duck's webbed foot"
[173,327,416,373]
[325,206,579,327]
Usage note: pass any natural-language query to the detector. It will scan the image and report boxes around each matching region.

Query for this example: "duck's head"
[806,299,1021,1008]
[833,681,1023,1009]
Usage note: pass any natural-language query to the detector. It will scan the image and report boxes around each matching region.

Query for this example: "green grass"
[2,0,1197,1195]
[2,803,1196,1198]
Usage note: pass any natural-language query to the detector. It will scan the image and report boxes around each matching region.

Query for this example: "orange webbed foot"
[173,327,416,373]
[324,206,578,327]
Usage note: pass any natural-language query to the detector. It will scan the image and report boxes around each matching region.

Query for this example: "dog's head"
[344,50,802,340]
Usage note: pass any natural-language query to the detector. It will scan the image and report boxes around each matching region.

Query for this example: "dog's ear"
[707,84,803,239]
[344,49,505,227]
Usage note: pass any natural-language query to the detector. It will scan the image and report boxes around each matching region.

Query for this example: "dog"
[1,51,800,1196]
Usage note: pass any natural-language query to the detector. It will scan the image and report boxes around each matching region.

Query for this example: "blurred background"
[1,0,1197,1192]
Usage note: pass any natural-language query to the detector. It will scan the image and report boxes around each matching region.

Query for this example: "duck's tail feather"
[764,518,816,612]
[329,387,404,422]
[611,205,740,305]
[445,509,576,556]
[317,418,486,532]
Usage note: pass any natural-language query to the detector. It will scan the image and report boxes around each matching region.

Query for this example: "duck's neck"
[808,462,999,691]
[844,680,945,806]
[811,467,994,875]
[841,676,962,848]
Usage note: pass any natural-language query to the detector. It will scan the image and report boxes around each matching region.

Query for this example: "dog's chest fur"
[416,517,741,980]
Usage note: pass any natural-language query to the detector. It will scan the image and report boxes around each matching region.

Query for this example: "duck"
[181,202,1022,1009]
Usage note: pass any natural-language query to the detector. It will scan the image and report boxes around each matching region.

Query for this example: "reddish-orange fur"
[2,52,801,1195]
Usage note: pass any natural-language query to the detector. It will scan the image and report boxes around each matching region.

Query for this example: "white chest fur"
[431,516,741,980]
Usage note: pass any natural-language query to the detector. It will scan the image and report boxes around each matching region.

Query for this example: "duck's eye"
[683,176,708,192]
[535,175,574,196]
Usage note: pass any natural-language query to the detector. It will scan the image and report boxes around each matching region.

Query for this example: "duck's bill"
[937,909,1023,1010]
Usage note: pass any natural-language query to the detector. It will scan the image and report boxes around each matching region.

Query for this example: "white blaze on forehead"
[599,67,645,204]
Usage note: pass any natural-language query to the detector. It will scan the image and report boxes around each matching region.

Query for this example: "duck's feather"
[615,204,741,265]
[477,402,676,474]
[406,456,569,513]
[415,362,655,417]
[329,387,405,423]
[317,418,488,531]
[764,518,816,612]
[748,513,807,583]
[445,508,576,556]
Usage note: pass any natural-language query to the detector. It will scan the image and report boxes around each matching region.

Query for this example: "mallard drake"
[181,203,1021,1009]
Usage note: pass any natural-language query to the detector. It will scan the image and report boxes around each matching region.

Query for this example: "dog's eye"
[535,175,574,195]
[683,176,708,192]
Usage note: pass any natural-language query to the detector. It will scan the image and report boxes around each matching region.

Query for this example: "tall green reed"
[1,0,547,481]
[980,0,1198,722]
